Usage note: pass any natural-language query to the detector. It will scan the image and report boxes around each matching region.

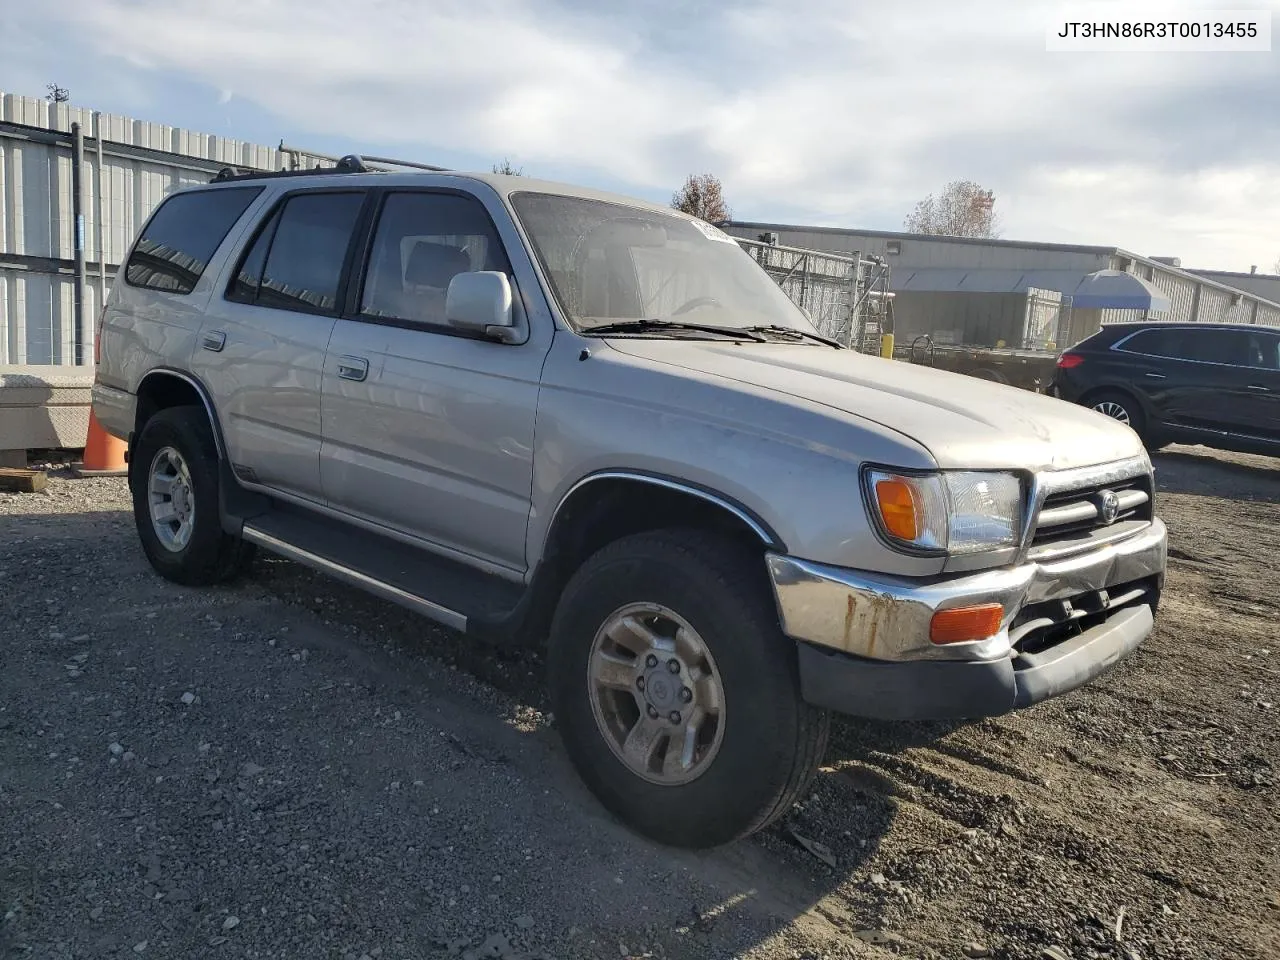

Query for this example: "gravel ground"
[1,444,1278,960]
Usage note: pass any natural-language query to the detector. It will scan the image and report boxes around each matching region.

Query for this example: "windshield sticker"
[689,218,737,244]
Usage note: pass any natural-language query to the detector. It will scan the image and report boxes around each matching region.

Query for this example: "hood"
[603,339,1143,471]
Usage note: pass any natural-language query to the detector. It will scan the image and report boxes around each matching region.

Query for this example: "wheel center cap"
[645,673,677,709]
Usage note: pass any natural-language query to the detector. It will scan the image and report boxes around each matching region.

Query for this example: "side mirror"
[445,272,516,342]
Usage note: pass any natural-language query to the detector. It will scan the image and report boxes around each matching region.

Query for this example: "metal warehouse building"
[723,222,1280,350]
[0,92,328,366]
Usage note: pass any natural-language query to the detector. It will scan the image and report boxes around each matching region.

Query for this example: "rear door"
[1159,329,1243,433]
[194,189,367,501]
[1109,327,1184,429]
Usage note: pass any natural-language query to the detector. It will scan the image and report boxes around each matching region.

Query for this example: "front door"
[319,188,551,574]
[194,189,366,501]
[1226,328,1280,442]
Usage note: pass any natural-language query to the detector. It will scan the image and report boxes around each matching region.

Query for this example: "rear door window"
[125,187,262,294]
[229,191,365,315]
[1122,327,1241,364]
[225,208,281,305]
[1177,329,1239,365]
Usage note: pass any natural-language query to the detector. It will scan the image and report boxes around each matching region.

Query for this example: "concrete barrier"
[0,365,94,466]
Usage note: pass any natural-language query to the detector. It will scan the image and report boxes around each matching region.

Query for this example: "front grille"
[1030,471,1154,553]
[1009,575,1160,656]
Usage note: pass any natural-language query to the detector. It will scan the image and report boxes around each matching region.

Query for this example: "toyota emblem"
[1099,490,1120,525]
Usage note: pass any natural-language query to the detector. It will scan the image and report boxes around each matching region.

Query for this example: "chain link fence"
[735,238,890,351]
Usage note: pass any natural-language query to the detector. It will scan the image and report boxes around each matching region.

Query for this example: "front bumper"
[767,518,1167,720]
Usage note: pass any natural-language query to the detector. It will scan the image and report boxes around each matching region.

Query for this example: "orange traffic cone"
[73,410,128,477]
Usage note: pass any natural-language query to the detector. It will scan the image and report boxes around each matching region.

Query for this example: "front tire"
[548,529,829,848]
[131,406,254,586]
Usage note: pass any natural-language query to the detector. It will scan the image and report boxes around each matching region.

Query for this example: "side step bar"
[243,524,468,632]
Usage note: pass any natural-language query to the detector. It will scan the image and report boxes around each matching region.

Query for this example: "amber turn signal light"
[874,477,921,540]
[929,604,1004,645]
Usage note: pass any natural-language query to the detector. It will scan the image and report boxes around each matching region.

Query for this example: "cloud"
[7,0,1280,269]
[217,89,233,105]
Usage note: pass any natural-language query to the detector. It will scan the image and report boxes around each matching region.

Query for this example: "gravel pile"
[2,446,1278,959]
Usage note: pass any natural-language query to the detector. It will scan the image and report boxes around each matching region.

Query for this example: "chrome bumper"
[766,518,1167,663]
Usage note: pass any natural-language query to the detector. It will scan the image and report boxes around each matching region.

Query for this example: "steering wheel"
[671,296,720,316]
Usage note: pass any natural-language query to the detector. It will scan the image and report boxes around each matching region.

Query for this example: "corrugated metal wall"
[726,225,1280,340]
[1191,270,1280,302]
[1141,269,1197,321]
[1258,303,1280,326]
[0,93,327,365]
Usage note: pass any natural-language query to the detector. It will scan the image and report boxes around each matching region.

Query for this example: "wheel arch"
[538,472,782,572]
[508,473,783,646]
[1077,383,1145,415]
[134,369,226,460]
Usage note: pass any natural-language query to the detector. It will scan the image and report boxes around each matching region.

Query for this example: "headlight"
[864,468,1024,554]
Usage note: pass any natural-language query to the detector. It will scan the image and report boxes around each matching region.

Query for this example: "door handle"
[1143,372,1166,380]
[201,330,226,352]
[336,356,369,382]
[1246,384,1270,393]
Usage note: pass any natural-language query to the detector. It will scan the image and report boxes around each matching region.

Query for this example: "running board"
[243,524,469,632]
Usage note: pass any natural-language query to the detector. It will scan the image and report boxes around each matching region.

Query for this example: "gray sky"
[5,0,1278,270]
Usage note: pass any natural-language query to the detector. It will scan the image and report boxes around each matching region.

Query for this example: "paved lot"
[2,446,1278,960]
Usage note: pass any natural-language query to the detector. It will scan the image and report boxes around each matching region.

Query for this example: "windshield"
[510,192,818,335]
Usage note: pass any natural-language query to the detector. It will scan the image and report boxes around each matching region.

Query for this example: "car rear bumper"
[767,519,1166,719]
[91,382,136,442]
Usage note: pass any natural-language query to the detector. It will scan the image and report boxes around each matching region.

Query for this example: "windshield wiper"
[740,325,844,348]
[583,319,768,342]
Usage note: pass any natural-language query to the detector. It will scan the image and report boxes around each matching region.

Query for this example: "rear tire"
[548,528,829,848]
[1087,389,1147,439]
[131,406,255,586]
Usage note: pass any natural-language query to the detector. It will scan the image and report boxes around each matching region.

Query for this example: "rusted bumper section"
[766,519,1167,719]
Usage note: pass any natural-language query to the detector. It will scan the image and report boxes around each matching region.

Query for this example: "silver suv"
[93,161,1168,847]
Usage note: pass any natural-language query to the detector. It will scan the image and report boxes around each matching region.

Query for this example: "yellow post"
[879,332,895,358]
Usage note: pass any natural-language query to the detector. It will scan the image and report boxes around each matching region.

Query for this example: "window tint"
[1241,331,1280,370]
[360,192,509,326]
[1119,328,1181,358]
[226,208,281,304]
[256,192,365,314]
[125,187,261,294]
[1123,327,1238,364]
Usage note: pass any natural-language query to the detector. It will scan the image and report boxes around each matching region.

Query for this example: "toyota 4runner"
[93,159,1168,847]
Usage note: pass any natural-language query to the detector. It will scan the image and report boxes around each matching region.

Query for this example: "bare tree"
[46,83,70,104]
[904,180,1000,238]
[492,158,524,176]
[672,174,731,224]
[1273,256,1280,275]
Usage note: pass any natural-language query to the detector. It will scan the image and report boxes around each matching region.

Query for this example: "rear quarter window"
[125,187,263,294]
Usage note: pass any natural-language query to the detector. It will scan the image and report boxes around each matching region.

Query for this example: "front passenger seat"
[397,241,472,324]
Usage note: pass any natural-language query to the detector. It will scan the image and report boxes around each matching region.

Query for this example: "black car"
[1052,321,1280,455]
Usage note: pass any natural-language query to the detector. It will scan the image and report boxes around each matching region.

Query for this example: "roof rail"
[210,153,374,184]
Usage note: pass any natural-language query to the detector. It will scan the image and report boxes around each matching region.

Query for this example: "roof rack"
[280,143,449,173]
[211,154,374,183]
[210,146,451,184]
